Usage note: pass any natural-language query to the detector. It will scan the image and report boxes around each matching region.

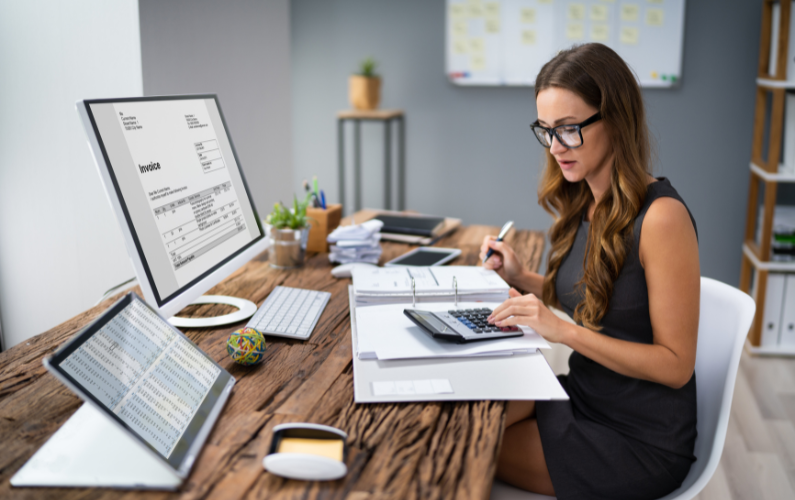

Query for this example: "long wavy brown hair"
[537,44,651,331]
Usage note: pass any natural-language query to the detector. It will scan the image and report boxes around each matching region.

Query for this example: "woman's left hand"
[488,288,568,344]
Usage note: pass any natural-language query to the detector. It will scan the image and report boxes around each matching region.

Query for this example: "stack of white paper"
[328,219,383,264]
[352,266,511,305]
[354,301,550,360]
[348,286,567,403]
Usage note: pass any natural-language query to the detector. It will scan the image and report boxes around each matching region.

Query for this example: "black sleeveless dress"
[535,178,697,500]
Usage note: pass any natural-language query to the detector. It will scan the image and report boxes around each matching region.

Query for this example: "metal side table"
[337,109,405,213]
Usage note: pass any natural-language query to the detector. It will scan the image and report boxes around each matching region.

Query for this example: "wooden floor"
[540,341,795,500]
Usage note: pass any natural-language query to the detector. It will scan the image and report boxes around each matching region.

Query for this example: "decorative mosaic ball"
[226,328,267,366]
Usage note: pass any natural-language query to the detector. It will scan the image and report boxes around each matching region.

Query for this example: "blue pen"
[320,190,326,209]
[483,221,514,264]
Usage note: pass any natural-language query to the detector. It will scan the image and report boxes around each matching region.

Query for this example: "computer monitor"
[77,95,269,327]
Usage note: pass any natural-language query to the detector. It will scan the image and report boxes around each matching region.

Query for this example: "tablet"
[43,292,234,478]
[384,247,462,267]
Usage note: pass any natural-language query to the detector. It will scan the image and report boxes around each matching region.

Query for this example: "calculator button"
[473,328,483,333]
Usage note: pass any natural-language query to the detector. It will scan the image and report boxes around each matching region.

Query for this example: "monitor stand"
[168,295,257,328]
[10,403,182,490]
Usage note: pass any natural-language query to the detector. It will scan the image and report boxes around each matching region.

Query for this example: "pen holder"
[306,204,342,253]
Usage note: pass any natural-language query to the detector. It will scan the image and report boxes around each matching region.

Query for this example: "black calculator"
[403,307,523,344]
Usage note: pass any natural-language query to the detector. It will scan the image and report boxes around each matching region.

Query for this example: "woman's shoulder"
[638,177,698,241]
[643,197,693,237]
[638,185,698,268]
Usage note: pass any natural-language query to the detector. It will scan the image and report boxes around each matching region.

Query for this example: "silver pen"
[483,221,514,264]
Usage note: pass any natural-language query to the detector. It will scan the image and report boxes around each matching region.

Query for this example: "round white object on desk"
[263,453,347,481]
[331,262,378,278]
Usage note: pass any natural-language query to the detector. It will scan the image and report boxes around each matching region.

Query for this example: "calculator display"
[411,310,453,333]
[48,294,232,469]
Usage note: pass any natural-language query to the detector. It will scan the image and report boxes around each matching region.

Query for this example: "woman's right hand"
[480,236,525,287]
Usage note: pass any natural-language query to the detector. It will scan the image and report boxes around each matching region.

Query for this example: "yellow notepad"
[277,437,344,461]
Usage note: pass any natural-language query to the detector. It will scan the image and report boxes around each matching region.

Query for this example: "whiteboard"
[446,0,686,88]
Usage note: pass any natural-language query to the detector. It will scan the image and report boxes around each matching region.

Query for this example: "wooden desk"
[0,217,544,500]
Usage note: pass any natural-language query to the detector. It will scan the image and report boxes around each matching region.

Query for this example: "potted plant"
[265,193,314,269]
[349,57,381,110]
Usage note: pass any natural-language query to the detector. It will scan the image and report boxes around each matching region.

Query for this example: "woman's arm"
[489,198,700,389]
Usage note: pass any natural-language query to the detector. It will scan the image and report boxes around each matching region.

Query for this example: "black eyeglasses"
[530,112,602,149]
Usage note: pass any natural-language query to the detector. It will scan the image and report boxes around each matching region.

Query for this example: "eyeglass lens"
[533,125,582,148]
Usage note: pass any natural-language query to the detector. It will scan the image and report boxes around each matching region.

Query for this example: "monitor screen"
[84,96,263,306]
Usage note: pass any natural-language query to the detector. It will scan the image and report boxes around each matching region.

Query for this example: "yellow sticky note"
[469,38,485,53]
[469,3,483,17]
[471,54,486,70]
[453,39,469,54]
[522,30,537,45]
[486,18,501,33]
[538,0,553,4]
[621,4,639,22]
[566,24,584,40]
[646,8,664,26]
[453,20,468,37]
[591,5,608,21]
[620,26,639,45]
[485,2,500,17]
[521,8,536,24]
[450,4,466,19]
[651,71,658,79]
[568,4,586,20]
[468,0,481,4]
[278,438,344,461]
[647,0,664,3]
[591,24,609,41]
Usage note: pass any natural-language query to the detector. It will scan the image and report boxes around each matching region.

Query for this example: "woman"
[480,44,700,499]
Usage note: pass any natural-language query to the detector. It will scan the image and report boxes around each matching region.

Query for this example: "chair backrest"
[657,277,755,500]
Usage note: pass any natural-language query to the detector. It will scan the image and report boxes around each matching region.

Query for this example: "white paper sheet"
[352,266,510,295]
[355,301,550,360]
[371,379,454,396]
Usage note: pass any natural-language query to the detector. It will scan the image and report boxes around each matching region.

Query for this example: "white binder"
[759,273,787,348]
[780,275,795,346]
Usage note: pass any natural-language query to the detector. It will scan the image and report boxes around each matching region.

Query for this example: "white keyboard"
[246,286,331,340]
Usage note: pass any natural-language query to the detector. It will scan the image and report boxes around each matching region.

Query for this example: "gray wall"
[139,0,292,218]
[292,0,762,286]
[0,0,141,349]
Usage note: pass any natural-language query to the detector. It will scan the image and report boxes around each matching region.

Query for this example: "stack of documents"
[350,265,546,361]
[351,266,511,305]
[328,219,383,264]
[347,284,565,404]
[354,301,550,360]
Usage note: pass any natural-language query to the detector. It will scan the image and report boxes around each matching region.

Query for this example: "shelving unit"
[740,0,795,355]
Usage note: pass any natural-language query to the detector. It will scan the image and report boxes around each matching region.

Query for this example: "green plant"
[266,192,313,230]
[358,57,378,78]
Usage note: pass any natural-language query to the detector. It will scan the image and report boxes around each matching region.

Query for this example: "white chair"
[491,277,756,500]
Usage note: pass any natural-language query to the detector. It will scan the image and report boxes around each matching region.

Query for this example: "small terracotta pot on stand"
[349,75,381,110]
